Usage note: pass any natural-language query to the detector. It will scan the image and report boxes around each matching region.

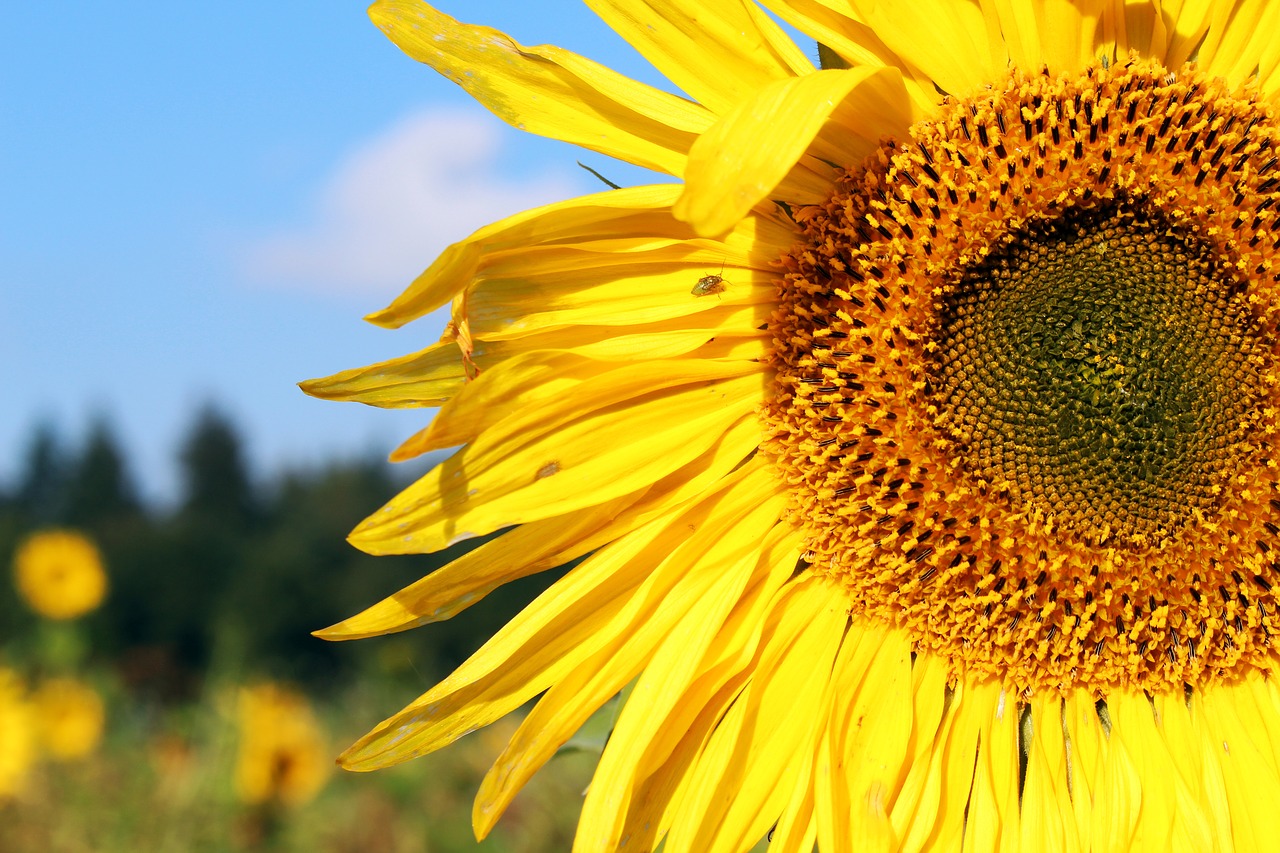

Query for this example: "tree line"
[0,407,553,699]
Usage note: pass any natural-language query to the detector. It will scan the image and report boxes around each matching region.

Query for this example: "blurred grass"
[0,674,594,852]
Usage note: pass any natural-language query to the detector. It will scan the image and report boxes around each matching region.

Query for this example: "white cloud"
[242,108,582,298]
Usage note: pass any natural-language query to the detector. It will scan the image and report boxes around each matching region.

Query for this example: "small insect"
[444,290,481,380]
[691,262,729,297]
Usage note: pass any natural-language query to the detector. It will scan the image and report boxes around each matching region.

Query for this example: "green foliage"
[0,407,566,700]
[179,404,258,529]
[14,423,68,525]
[0,676,593,852]
[64,417,143,528]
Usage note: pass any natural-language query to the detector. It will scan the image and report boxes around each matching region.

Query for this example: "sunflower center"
[764,57,1280,693]
[932,203,1259,546]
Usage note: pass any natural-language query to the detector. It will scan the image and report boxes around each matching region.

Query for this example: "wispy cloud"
[242,108,582,298]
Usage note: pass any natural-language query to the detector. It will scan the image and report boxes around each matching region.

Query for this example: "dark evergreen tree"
[14,421,69,523]
[178,404,256,529]
[63,417,140,527]
[120,405,258,683]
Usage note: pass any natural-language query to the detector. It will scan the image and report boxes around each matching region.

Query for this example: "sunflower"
[31,677,106,761]
[12,529,108,621]
[0,669,36,800]
[306,0,1280,849]
[233,683,330,808]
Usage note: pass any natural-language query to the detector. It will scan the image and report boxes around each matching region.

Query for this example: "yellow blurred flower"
[13,529,108,620]
[32,677,106,761]
[234,684,330,807]
[0,669,36,799]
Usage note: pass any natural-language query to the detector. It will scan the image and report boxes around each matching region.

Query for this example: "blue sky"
[2,1,678,502]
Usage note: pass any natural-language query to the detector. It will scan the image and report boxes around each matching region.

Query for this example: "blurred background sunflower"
[0,670,37,801]
[30,677,106,762]
[13,530,107,621]
[234,683,330,808]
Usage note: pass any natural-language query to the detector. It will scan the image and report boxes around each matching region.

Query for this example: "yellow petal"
[961,684,1019,853]
[757,0,939,111]
[342,464,774,770]
[582,0,811,116]
[888,653,956,848]
[767,741,820,853]
[474,497,785,838]
[658,691,753,853]
[1232,670,1280,778]
[299,340,463,408]
[1153,691,1229,848]
[675,67,916,237]
[367,184,683,329]
[1157,0,1216,66]
[614,571,844,850]
[340,526,678,769]
[405,350,615,454]
[987,691,1023,853]
[986,0,1106,74]
[846,0,1002,97]
[386,313,766,461]
[1104,0,1168,60]
[620,693,730,853]
[324,418,765,641]
[1090,698,1141,849]
[349,365,760,555]
[315,492,635,640]
[573,517,788,850]
[1195,0,1280,91]
[822,622,914,853]
[911,677,988,850]
[369,0,710,178]
[813,724,845,853]
[1183,690,1234,850]
[467,304,766,359]
[622,525,805,853]
[1251,670,1280,763]
[1019,696,1076,853]
[1110,692,1182,851]
[684,579,852,853]
[465,240,782,338]
[1062,691,1104,846]
[1198,681,1280,851]
[1258,35,1280,100]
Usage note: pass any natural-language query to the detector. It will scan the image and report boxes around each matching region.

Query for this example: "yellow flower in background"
[306,0,1280,849]
[0,669,36,799]
[234,684,329,807]
[13,529,107,620]
[32,677,106,761]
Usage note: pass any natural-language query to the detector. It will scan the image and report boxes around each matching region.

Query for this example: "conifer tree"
[179,404,256,529]
[15,422,69,523]
[64,418,139,527]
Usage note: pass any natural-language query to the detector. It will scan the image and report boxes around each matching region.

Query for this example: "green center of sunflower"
[764,57,1280,693]
[932,203,1263,547]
